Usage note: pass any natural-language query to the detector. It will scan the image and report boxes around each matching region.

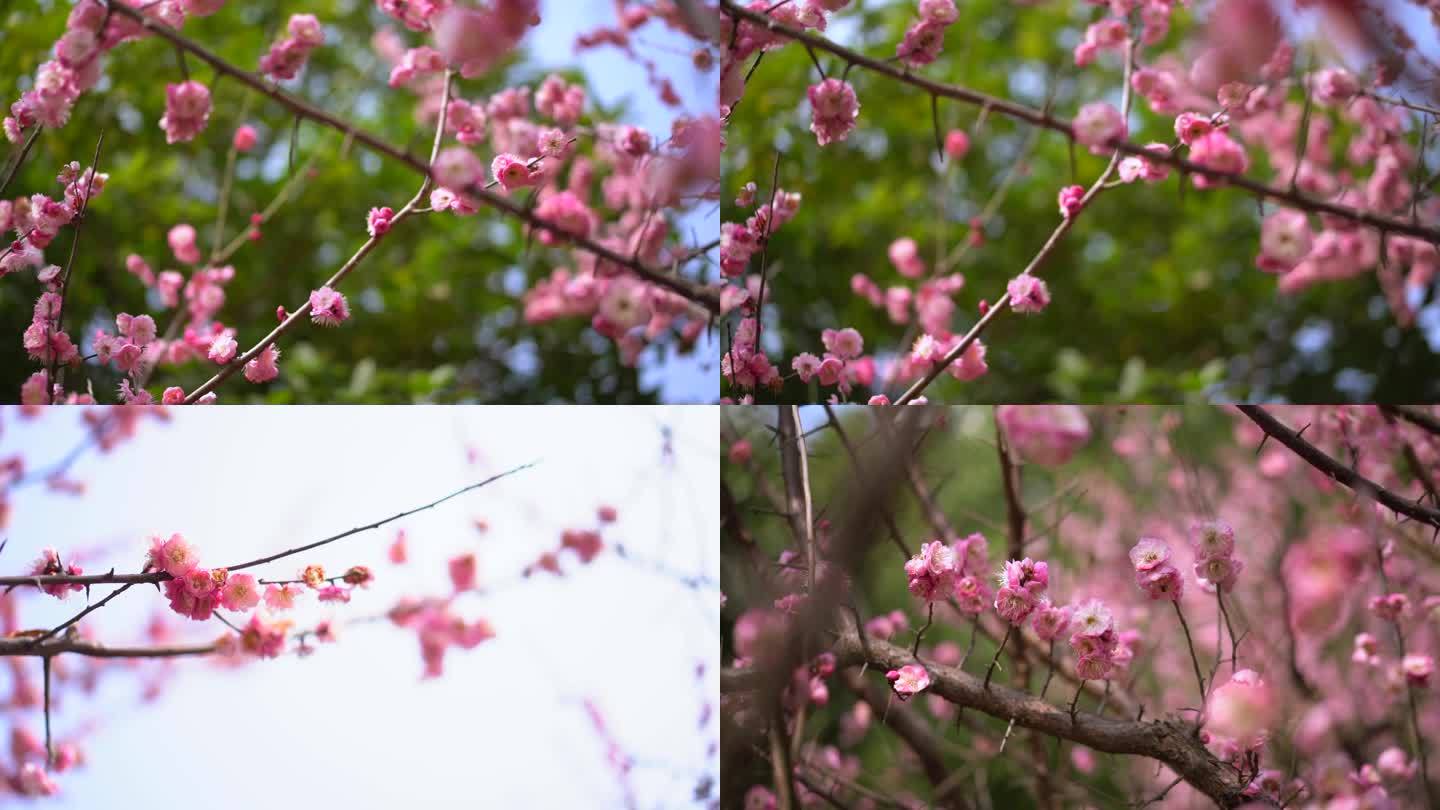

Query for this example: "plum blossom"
[821,327,863,360]
[1058,184,1085,218]
[1007,274,1050,314]
[1206,669,1275,749]
[308,286,350,327]
[995,406,1091,466]
[904,540,958,601]
[886,664,931,698]
[1072,102,1125,154]
[159,81,212,144]
[220,573,261,611]
[367,206,395,237]
[28,548,84,599]
[807,78,859,146]
[1188,131,1248,188]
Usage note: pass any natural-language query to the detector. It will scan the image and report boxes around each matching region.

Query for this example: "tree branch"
[729,633,1266,809]
[720,0,1440,242]
[105,0,719,314]
[1235,405,1440,529]
[0,464,533,589]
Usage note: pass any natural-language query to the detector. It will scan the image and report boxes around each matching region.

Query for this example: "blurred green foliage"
[0,0,705,402]
[723,0,1440,403]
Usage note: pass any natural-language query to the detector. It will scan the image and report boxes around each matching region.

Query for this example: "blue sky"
[0,406,717,807]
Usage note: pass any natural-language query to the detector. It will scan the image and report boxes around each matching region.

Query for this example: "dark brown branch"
[1236,406,1440,528]
[104,1,718,314]
[0,466,533,589]
[224,462,534,573]
[0,636,218,659]
[733,633,1266,809]
[1382,405,1440,438]
[721,0,1440,243]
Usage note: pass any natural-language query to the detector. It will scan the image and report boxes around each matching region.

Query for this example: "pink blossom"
[1117,143,1172,184]
[904,540,958,602]
[616,126,652,157]
[220,573,260,611]
[995,405,1091,466]
[1401,654,1434,687]
[243,343,281,384]
[888,237,926,278]
[167,223,201,264]
[943,129,970,160]
[1194,555,1243,592]
[1173,112,1213,145]
[1258,209,1312,272]
[886,663,931,698]
[821,327,863,360]
[1188,131,1248,188]
[1311,68,1359,105]
[1377,747,1417,781]
[449,552,478,591]
[159,81,212,144]
[1136,563,1184,601]
[308,286,350,327]
[317,585,350,603]
[153,533,198,577]
[535,74,585,125]
[807,78,859,146]
[1031,602,1071,641]
[1069,599,1113,638]
[1370,592,1411,622]
[433,146,483,189]
[728,440,753,465]
[994,585,1037,625]
[264,583,299,611]
[1353,632,1381,666]
[1128,537,1171,571]
[232,125,257,152]
[17,763,58,797]
[367,206,395,237]
[919,0,959,24]
[952,575,990,614]
[27,549,83,599]
[949,339,988,381]
[207,333,237,365]
[1007,274,1050,313]
[897,19,947,66]
[1190,519,1235,559]
[491,153,539,191]
[1001,557,1049,594]
[1075,653,1113,680]
[792,353,821,382]
[389,530,409,563]
[1072,102,1125,154]
[1057,185,1085,218]
[240,611,291,658]
[1206,669,1275,749]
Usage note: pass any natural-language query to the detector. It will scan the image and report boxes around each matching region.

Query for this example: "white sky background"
[529,3,719,402]
[0,406,718,808]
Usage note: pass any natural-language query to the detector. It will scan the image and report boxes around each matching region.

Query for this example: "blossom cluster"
[1067,598,1123,681]
[259,13,326,81]
[902,533,992,614]
[720,0,1440,402]
[1190,518,1243,593]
